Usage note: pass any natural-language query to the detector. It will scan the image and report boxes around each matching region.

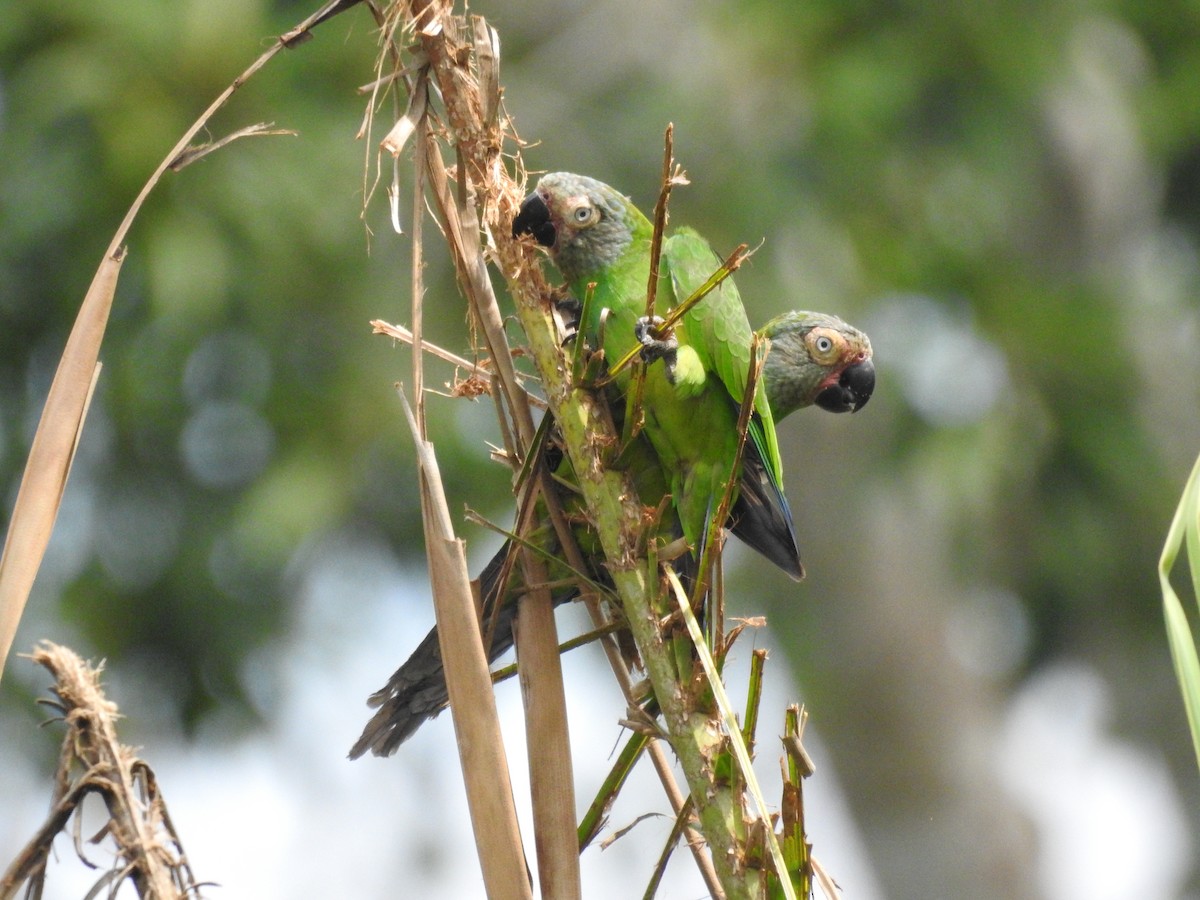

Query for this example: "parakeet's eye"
[806,328,842,360]
[570,203,599,227]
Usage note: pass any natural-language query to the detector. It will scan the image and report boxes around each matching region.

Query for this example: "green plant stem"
[496,235,754,899]
[1159,450,1200,775]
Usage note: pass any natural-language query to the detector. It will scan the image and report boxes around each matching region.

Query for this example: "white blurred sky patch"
[999,662,1193,900]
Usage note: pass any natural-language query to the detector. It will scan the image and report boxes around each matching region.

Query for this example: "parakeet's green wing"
[662,229,800,578]
[662,228,784,486]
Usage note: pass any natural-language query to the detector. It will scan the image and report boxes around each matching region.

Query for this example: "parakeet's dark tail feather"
[727,437,804,581]
[352,404,803,756]
[348,542,578,758]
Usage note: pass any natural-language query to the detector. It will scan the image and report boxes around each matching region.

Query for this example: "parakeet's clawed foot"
[635,315,679,381]
[555,296,581,346]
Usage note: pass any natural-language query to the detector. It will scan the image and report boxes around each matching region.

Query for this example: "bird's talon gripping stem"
[554,296,582,350]
[635,314,679,372]
[635,315,679,383]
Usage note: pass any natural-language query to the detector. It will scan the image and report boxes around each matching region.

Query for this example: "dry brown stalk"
[369,6,577,896]
[420,71,583,900]
[0,643,201,900]
[396,382,535,900]
[371,3,746,896]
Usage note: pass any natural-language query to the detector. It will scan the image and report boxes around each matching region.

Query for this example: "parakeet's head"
[512,172,649,283]
[762,311,875,418]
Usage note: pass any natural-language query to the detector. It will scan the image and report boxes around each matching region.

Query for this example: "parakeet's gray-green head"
[762,311,875,418]
[511,172,649,284]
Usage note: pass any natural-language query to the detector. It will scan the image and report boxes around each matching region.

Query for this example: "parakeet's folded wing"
[661,228,800,578]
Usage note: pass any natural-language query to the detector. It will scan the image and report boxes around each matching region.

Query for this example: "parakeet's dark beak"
[816,358,875,413]
[512,192,557,247]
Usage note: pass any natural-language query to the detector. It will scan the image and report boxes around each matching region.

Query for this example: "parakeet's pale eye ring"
[570,203,599,227]
[806,328,844,363]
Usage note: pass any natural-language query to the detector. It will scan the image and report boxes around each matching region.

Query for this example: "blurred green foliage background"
[3,1,1199,896]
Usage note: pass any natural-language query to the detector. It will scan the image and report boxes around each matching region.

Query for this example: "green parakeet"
[350,309,874,757]
[511,172,806,581]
